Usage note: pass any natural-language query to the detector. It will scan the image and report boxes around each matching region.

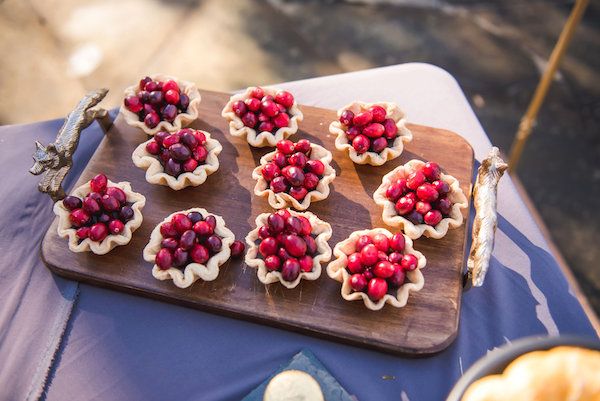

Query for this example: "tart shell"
[252,143,336,210]
[326,228,426,311]
[120,73,202,135]
[54,180,146,255]
[143,208,235,288]
[330,101,412,166]
[221,86,304,147]
[373,159,469,239]
[131,130,222,190]
[245,210,332,289]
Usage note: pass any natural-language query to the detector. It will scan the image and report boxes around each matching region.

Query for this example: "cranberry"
[388,264,406,287]
[232,100,247,117]
[406,170,426,190]
[369,105,387,123]
[275,90,294,108]
[395,195,415,215]
[432,180,450,195]
[422,162,441,181]
[261,100,279,117]
[173,248,189,267]
[374,260,394,279]
[350,274,367,292]
[230,240,245,257]
[388,252,403,264]
[98,213,111,224]
[258,225,271,239]
[124,95,143,113]
[161,237,178,250]
[267,213,285,234]
[262,95,274,102]
[299,255,313,272]
[190,244,209,264]
[148,90,163,105]
[386,183,404,202]
[165,159,182,176]
[382,118,398,139]
[82,197,100,214]
[281,258,301,282]
[245,97,261,112]
[290,186,308,201]
[355,235,372,252]
[160,79,178,92]
[303,235,317,255]
[371,137,388,153]
[305,160,324,176]
[178,230,196,250]
[390,233,406,252]
[155,248,173,270]
[76,227,89,240]
[143,103,157,115]
[276,140,295,155]
[270,152,285,168]
[139,76,152,90]
[284,234,307,257]
[372,233,390,252]
[62,196,82,211]
[192,146,208,163]
[89,223,108,242]
[405,192,417,202]
[180,131,198,149]
[100,195,120,212]
[415,201,432,215]
[108,219,125,235]
[172,213,192,233]
[288,152,307,168]
[242,112,257,128]
[169,143,191,162]
[401,254,418,271]
[206,235,222,253]
[162,133,180,148]
[295,139,312,155]
[270,176,289,193]
[352,135,370,154]
[416,183,439,202]
[276,209,291,220]
[250,87,265,99]
[353,110,373,126]
[363,269,374,281]
[160,222,178,238]
[362,123,385,138]
[378,250,389,261]
[179,93,190,110]
[282,166,305,187]
[159,149,170,163]
[346,126,361,141]
[264,255,281,271]
[193,221,213,237]
[272,112,290,128]
[106,187,126,205]
[182,158,198,173]
[347,252,364,274]
[144,81,159,92]
[297,216,311,236]
[258,121,274,133]
[258,112,270,122]
[187,211,203,224]
[164,89,179,105]
[368,278,388,301]
[406,210,424,225]
[339,109,354,126]
[360,244,379,266]
[144,112,160,128]
[278,247,291,261]
[90,173,108,194]
[424,210,443,226]
[285,216,302,234]
[436,197,452,215]
[88,192,102,202]
[303,173,319,191]
[259,237,278,257]
[146,141,160,155]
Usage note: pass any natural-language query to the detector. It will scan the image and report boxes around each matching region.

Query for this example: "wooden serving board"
[42,90,474,355]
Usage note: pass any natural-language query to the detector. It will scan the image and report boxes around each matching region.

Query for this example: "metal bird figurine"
[466,147,508,288]
[29,88,109,202]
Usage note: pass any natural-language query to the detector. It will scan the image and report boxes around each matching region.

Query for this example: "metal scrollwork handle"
[29,88,110,202]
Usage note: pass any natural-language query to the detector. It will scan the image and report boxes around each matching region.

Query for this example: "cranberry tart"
[132,128,222,190]
[330,101,412,166]
[143,208,235,288]
[245,209,332,289]
[221,86,303,147]
[54,174,146,255]
[121,74,201,135]
[252,139,336,210]
[326,228,426,311]
[373,159,469,239]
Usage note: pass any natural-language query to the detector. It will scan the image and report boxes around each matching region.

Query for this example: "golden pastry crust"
[330,101,412,166]
[143,208,235,288]
[221,86,303,147]
[120,73,202,135]
[326,228,426,311]
[263,370,324,401]
[373,159,468,239]
[54,180,146,255]
[252,143,336,210]
[245,210,332,289]
[131,130,222,190]
[461,346,600,401]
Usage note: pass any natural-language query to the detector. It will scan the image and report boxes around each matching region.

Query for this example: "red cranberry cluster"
[345,232,418,302]
[338,105,399,154]
[261,139,325,201]
[231,87,295,133]
[124,77,190,129]
[256,210,318,283]
[386,162,452,226]
[145,129,208,177]
[154,212,244,270]
[64,174,134,243]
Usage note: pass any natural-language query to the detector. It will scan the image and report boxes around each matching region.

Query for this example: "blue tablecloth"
[1,64,597,401]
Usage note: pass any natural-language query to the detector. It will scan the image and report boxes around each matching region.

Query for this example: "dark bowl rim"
[446,335,600,401]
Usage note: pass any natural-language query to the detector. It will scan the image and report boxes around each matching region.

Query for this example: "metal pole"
[508,0,589,173]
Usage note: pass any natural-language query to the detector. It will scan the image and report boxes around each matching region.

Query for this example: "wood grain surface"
[42,89,474,355]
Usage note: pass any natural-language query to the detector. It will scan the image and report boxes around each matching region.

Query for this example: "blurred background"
[0,0,598,313]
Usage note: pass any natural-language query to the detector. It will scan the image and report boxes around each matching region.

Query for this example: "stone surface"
[0,0,598,313]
